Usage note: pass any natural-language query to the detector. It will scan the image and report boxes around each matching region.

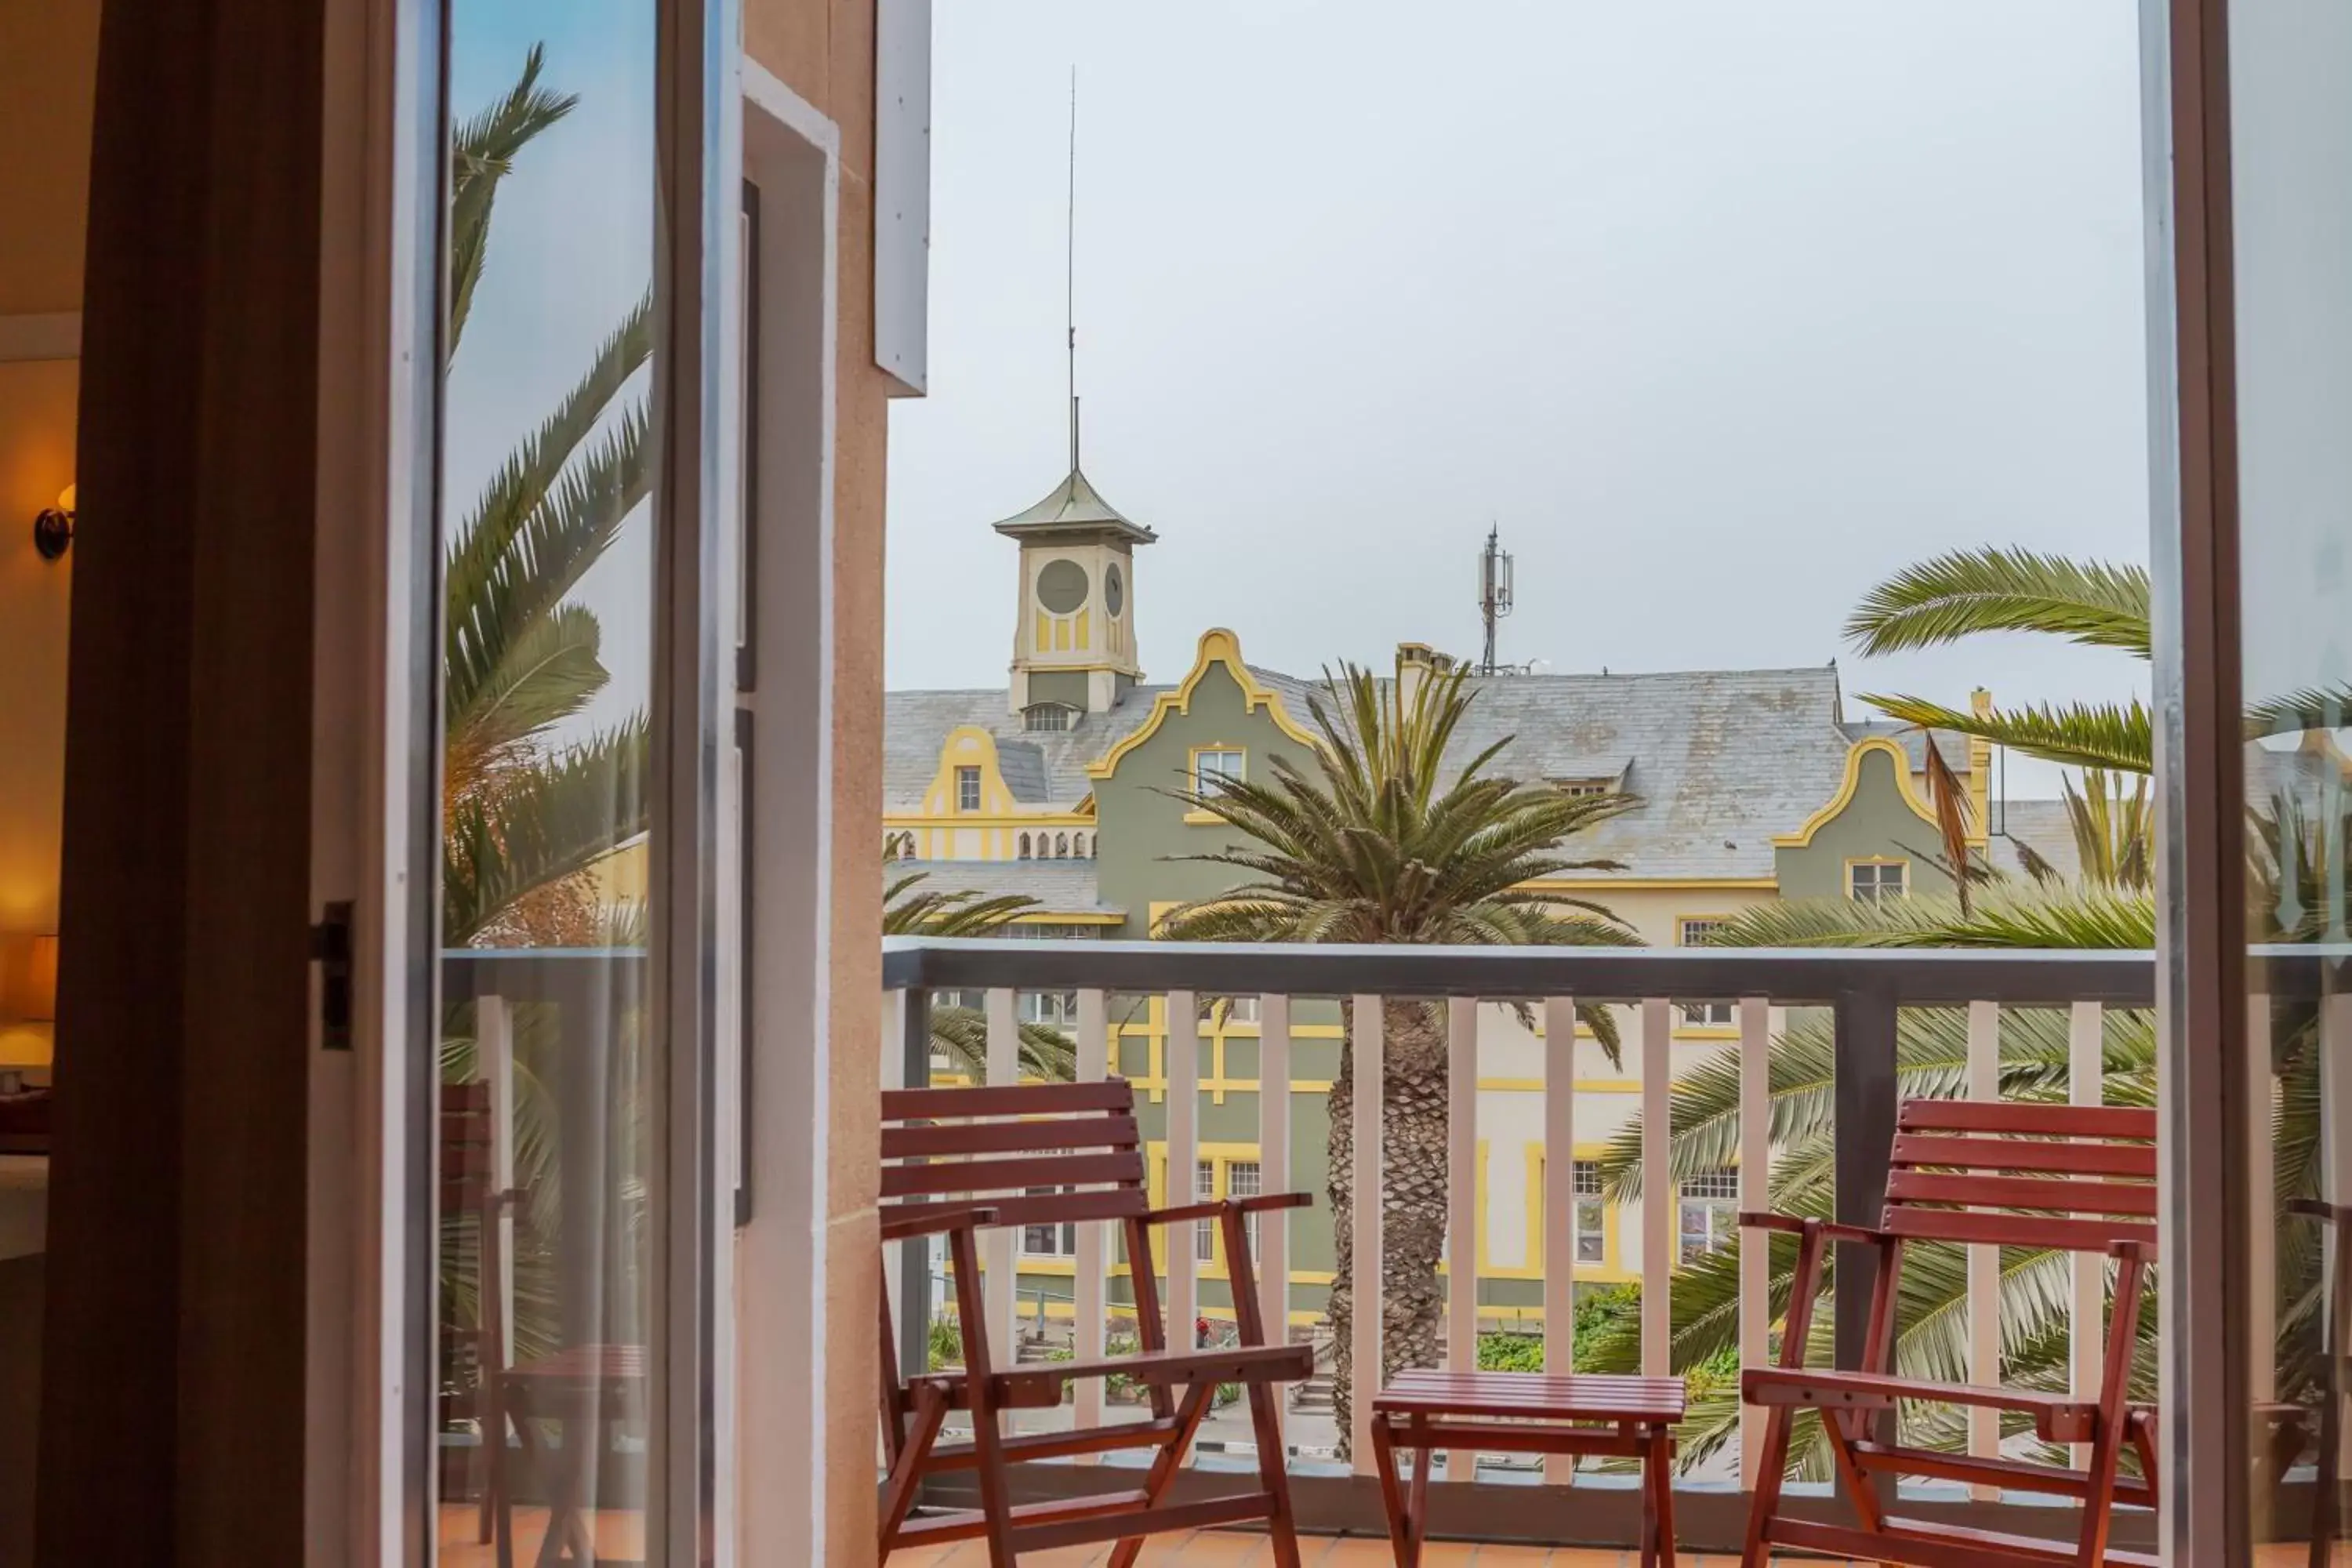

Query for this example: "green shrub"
[1476,1331,1545,1372]
[927,1317,963,1372]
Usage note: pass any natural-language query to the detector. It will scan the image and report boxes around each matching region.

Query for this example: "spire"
[1068,66,1079,474]
[987,62,1154,545]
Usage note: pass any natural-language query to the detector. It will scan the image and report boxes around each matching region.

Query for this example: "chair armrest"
[1144,1192,1313,1227]
[880,1203,999,1243]
[2292,1198,2352,1228]
[1739,1212,1891,1248]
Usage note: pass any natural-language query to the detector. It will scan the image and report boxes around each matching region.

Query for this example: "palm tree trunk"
[1327,996,1451,1460]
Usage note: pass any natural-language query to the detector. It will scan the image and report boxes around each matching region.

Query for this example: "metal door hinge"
[310,900,354,1051]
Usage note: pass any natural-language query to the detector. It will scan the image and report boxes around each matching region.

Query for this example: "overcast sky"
[886,1,2155,797]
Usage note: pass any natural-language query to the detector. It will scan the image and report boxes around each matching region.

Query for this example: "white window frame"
[1192,747,1245,797]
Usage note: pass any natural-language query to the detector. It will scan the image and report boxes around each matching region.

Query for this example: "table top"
[1372,1370,1686,1424]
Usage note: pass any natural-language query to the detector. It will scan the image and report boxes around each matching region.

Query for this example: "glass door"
[425,0,730,1559]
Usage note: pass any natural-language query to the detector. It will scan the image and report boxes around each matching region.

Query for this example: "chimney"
[1968,687,1993,842]
[1396,642,1455,711]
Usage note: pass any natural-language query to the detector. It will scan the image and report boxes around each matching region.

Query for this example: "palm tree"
[1581,545,2344,1477]
[1157,660,1640,1457]
[441,45,655,949]
[884,869,1076,1082]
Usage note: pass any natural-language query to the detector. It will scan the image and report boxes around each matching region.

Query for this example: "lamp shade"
[24,936,56,1022]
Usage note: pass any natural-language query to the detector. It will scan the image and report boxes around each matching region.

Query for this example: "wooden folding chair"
[878,1079,1314,1566]
[1738,1098,2161,1568]
[442,1079,518,1552]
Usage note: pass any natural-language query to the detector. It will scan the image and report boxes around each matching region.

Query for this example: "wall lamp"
[33,485,74,562]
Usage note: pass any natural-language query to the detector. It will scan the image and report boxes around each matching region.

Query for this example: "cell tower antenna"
[1477,524,1516,676]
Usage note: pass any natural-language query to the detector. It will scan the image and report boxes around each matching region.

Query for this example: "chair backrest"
[880,1079,1148,1234]
[1883,1098,2157,1255]
[442,1080,507,1378]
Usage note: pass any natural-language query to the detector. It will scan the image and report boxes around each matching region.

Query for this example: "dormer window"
[1554,778,1613,799]
[1022,702,1076,732]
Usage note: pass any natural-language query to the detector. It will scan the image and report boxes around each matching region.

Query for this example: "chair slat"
[1886,1170,2156,1218]
[445,1080,492,1113]
[881,1150,1146,1200]
[883,1112,1141,1161]
[884,1080,1134,1119]
[883,1188,1149,1231]
[1882,1206,2154,1254]
[1896,1100,2155,1141]
[1892,1133,2154,1180]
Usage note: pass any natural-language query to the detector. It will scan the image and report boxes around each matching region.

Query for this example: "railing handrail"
[881,935,2216,1004]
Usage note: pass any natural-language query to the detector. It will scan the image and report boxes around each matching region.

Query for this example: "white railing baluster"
[1446,995,1479,1374]
[1073,987,1110,1450]
[1965,998,2001,1497]
[2249,992,2276,1409]
[984,988,1019,1363]
[1258,993,1292,1452]
[1542,995,1577,1486]
[2067,999,2102,1470]
[1352,993,1385,1475]
[1167,990,1200,1380]
[1737,994,1769,1492]
[1641,996,1672,1377]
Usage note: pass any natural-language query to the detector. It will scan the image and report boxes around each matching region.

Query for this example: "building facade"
[884,471,2073,1334]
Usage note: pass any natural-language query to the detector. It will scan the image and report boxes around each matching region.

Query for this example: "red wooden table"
[498,1343,645,1568]
[1370,1370,1686,1567]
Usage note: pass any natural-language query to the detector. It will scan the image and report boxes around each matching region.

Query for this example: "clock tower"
[994,437,1153,720]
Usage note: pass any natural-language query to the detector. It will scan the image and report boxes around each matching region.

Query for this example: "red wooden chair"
[2291,1197,2352,1564]
[1739,1098,2161,1568]
[442,1080,518,1552]
[878,1079,1314,1566]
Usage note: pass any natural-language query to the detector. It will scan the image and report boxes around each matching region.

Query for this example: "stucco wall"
[1774,741,1957,901]
[739,1,887,1559]
[1094,659,1318,939]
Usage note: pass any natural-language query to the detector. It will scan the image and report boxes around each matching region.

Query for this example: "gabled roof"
[989,466,1157,544]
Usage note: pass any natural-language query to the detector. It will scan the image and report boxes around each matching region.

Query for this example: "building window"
[1073,832,1088,858]
[1018,832,1032,858]
[1200,995,1260,1026]
[1195,1160,1262,1263]
[1554,778,1611,798]
[1573,1160,1606,1265]
[1678,1167,1740,1265]
[1019,1186,1076,1257]
[1023,703,1075,732]
[1679,1001,1734,1027]
[1018,991,1078,1026]
[1054,832,1069,858]
[956,765,982,813]
[1848,859,1907,905]
[1678,918,1723,946]
[1192,748,1244,797]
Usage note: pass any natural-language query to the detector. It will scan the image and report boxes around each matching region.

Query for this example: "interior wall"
[0,2,96,1559]
[0,0,97,1073]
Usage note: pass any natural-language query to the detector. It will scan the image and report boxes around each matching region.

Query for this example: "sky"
[446,0,657,744]
[886,1,2158,798]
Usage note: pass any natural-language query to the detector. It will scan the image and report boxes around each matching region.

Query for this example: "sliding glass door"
[422,0,731,1559]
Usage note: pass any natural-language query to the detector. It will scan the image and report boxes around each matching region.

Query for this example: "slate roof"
[883,686,1169,808]
[884,655,2107,889]
[885,858,1118,916]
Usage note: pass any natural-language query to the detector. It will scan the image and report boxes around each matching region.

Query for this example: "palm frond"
[1691,887,2155,950]
[444,719,650,946]
[1859,694,2152,775]
[1843,548,2151,658]
[449,46,579,351]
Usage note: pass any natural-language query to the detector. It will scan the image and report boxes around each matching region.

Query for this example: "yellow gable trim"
[1085,627,1319,780]
[1773,736,1940,848]
[923,725,1018,816]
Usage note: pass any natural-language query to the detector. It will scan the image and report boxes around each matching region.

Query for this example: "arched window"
[1018,833,1031,859]
[1055,833,1069,858]
[1073,833,1088,858]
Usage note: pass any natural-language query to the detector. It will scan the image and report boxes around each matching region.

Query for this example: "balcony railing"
[879,936,2332,1552]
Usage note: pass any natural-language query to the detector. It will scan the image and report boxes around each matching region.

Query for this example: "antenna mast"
[1066,67,1079,472]
[1477,524,1515,676]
